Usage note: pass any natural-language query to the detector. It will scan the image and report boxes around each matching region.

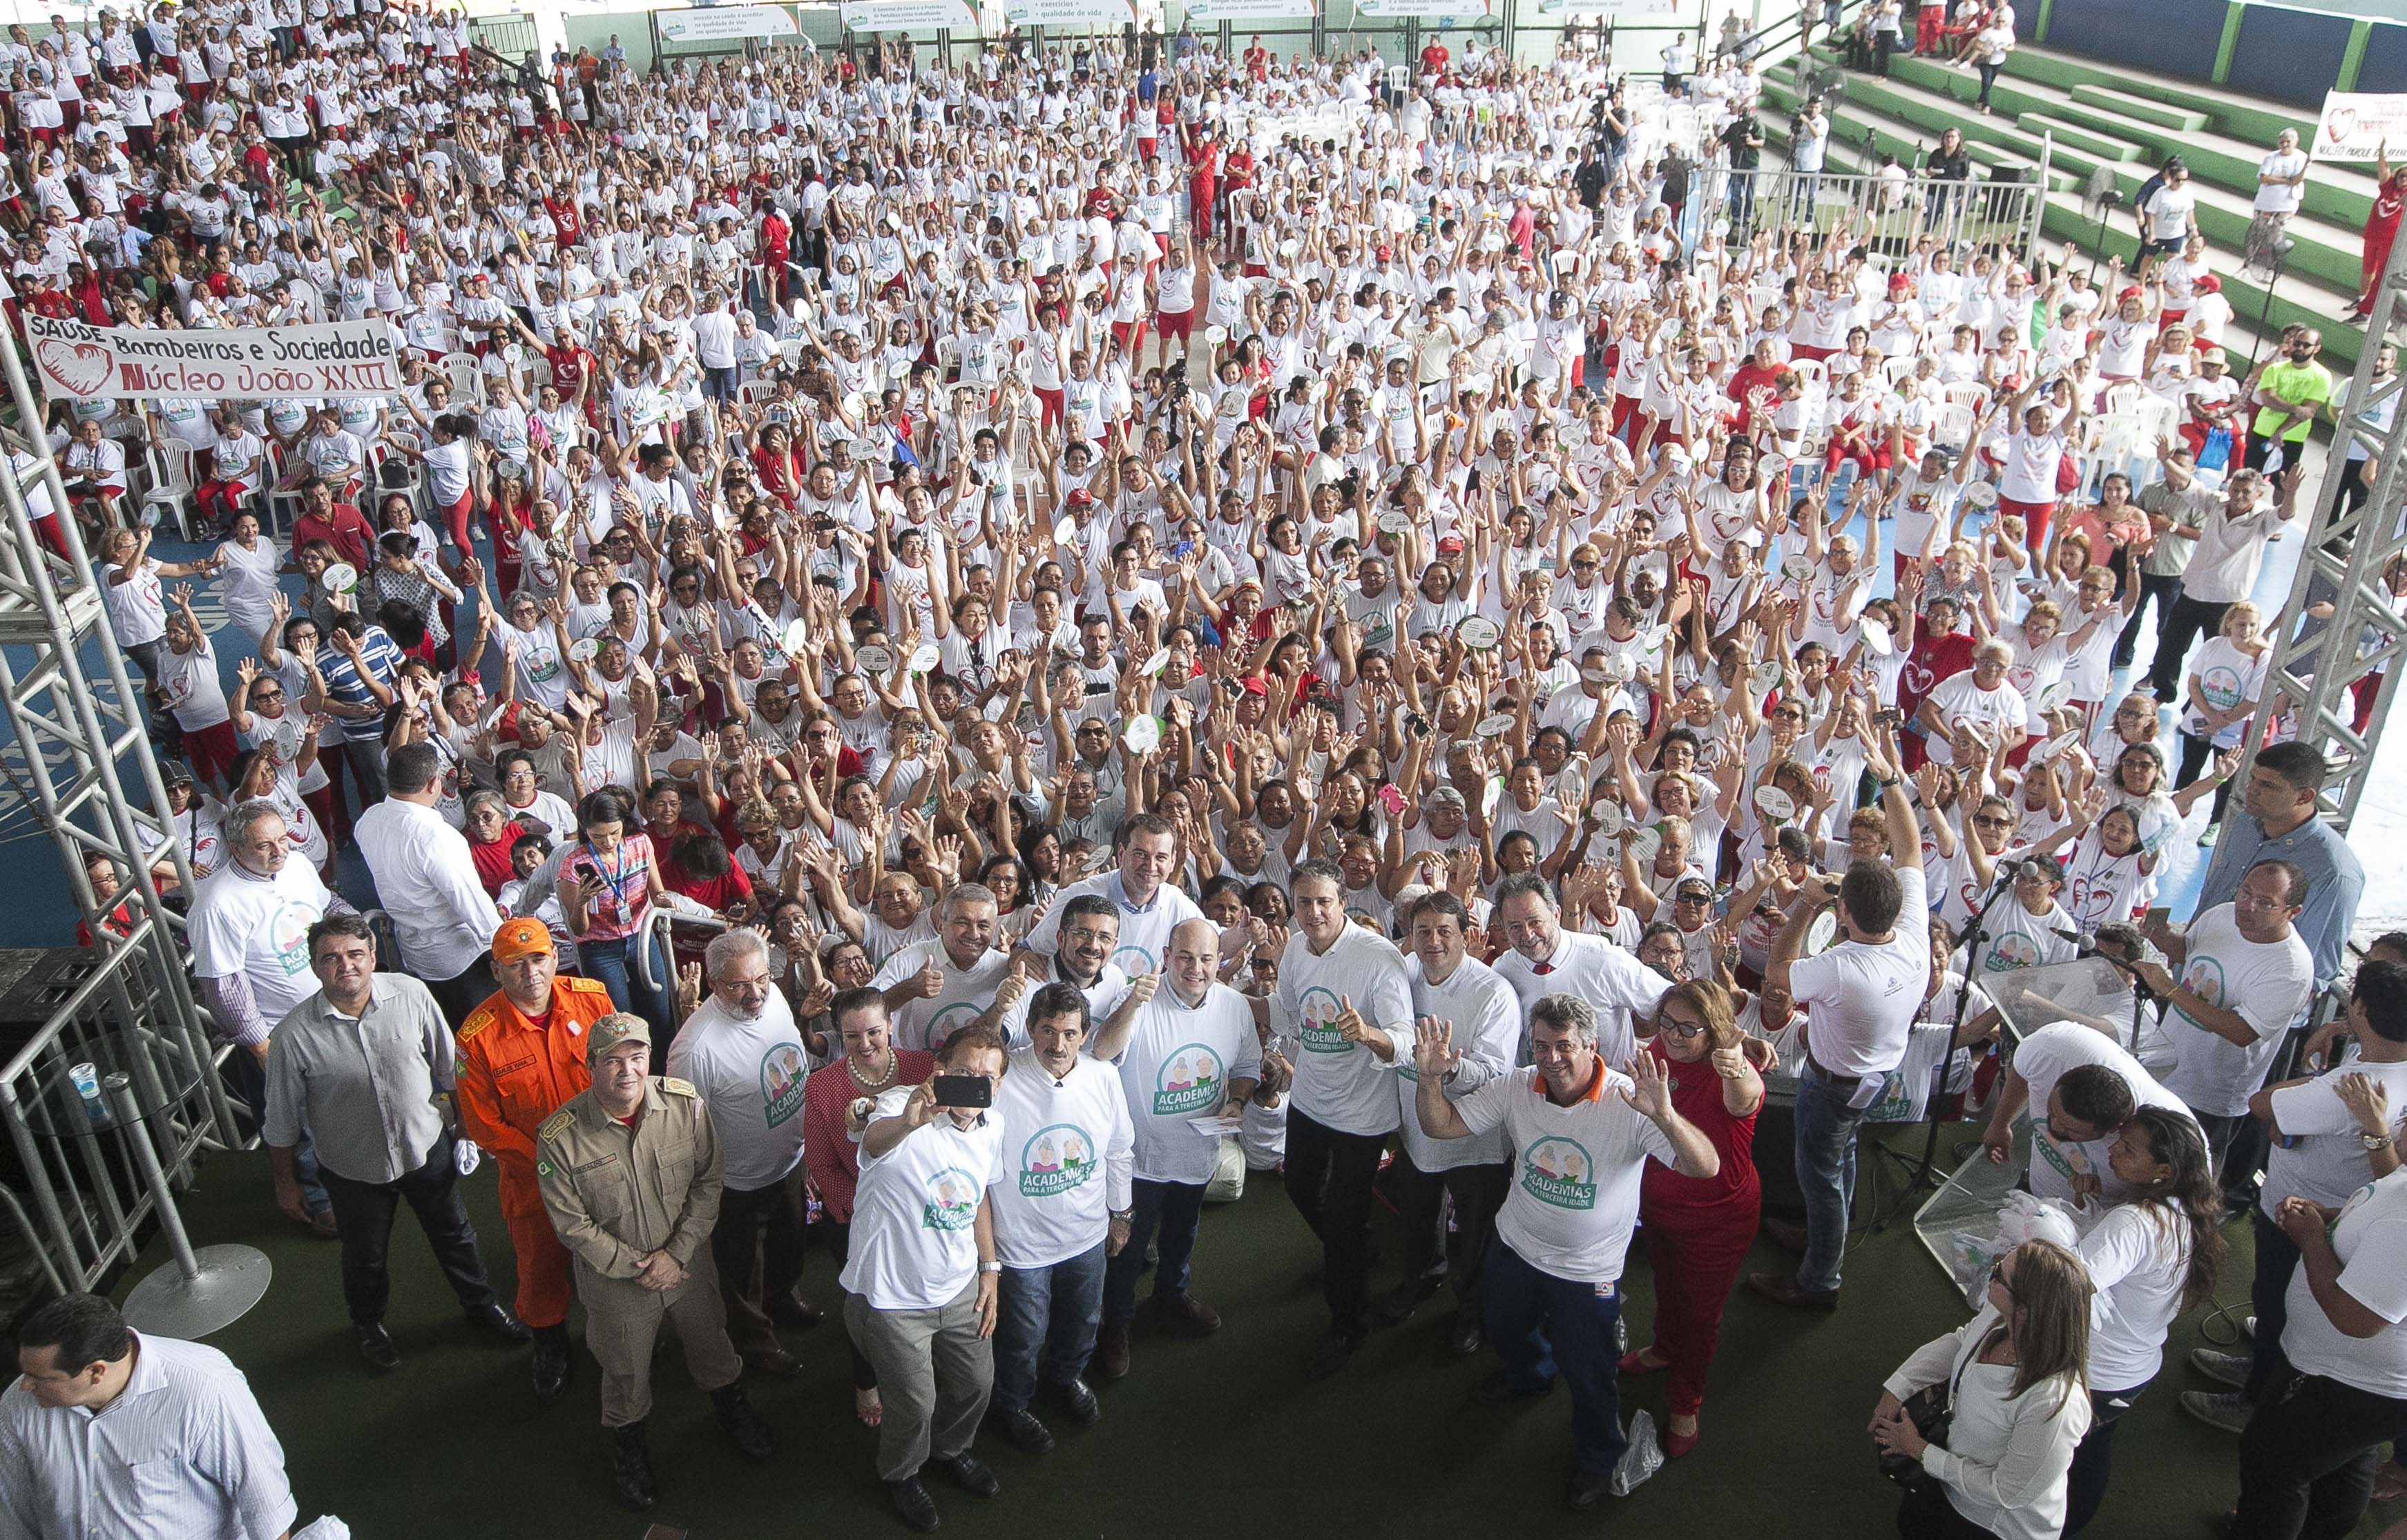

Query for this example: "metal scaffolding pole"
[0,329,231,1161]
[2226,215,2407,836]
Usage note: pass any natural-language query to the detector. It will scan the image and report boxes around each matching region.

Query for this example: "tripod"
[1890,869,2018,1195]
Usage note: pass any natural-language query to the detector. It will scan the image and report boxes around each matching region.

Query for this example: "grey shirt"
[263,974,457,1184]
[2138,479,2216,579]
[2195,813,2365,992]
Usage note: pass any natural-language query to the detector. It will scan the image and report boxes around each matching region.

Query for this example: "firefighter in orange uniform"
[455,917,612,1403]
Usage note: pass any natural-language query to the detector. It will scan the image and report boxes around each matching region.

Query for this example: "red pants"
[1999,492,2055,555]
[30,512,67,558]
[1642,1188,1761,1417]
[1156,308,1195,345]
[1034,385,1064,431]
[180,719,239,785]
[500,1164,573,1327]
[438,486,474,555]
[1111,317,1146,359]
[1189,175,1216,239]
[195,477,248,528]
[1917,10,1942,49]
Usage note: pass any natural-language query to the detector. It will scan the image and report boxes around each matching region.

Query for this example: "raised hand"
[1410,1015,1459,1081]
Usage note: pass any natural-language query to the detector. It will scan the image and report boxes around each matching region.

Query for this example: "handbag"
[2197,426,2232,472]
[1879,1328,1984,1489]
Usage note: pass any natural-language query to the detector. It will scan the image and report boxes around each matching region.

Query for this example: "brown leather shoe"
[1747,1272,1840,1311]
[1144,1291,1222,1336]
[1094,1318,1131,1380]
[1758,1216,1808,1253]
[745,1346,803,1379]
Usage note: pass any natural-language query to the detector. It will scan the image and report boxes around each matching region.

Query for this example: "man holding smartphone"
[845,1025,1013,1533]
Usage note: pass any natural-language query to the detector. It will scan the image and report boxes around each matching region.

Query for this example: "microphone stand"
[1897,869,2017,1194]
[2062,936,2156,1058]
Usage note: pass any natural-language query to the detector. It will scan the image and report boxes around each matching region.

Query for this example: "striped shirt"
[0,1332,296,1540]
[311,627,403,746]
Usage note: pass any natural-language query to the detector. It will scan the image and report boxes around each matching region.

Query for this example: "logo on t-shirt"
[1019,1124,1097,1197]
[920,1167,981,1231]
[1984,931,2040,972]
[1153,1044,1224,1115]
[2176,955,2227,1031]
[925,1000,982,1057]
[1521,1136,1598,1210]
[1111,941,1160,978]
[758,1041,807,1128]
[2200,664,2244,713]
[269,898,317,976]
[1296,985,1349,1055]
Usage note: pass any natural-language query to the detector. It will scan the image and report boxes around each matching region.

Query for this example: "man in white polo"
[1489,871,1671,1063]
[1018,814,1204,978]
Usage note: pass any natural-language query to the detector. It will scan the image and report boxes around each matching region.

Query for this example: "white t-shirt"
[1490,929,1673,1066]
[2261,1059,2407,1217]
[186,860,334,1023]
[1274,924,1416,1137]
[1021,871,1206,978]
[1401,953,1524,1171]
[1454,1063,1677,1285]
[988,1048,1135,1269]
[2254,149,2308,215]
[870,939,1017,1055]
[1787,867,1933,1077]
[665,991,809,1191]
[1924,673,2031,765]
[1104,981,1263,1185]
[839,1089,1006,1311]
[2158,903,2315,1117]
[2078,1200,2191,1391]
[2280,1168,2407,1398]
[2011,1023,2193,1215]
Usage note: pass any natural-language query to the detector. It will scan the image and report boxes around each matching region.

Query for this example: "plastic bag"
[1611,1409,1665,1496]
[294,1519,352,1540]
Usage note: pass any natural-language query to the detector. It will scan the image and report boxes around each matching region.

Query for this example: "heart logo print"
[37,338,111,398]
[2326,107,2356,146]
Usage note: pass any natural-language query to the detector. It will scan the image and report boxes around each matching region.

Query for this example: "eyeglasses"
[1988,1259,2015,1295]
[1063,926,1114,945]
[1676,891,1714,905]
[1658,1015,1707,1039]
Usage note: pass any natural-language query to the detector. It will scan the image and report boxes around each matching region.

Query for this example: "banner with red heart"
[35,336,113,398]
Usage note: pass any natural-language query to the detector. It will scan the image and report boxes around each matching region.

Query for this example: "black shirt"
[1927,145,1972,182]
[1720,115,1763,172]
[1575,158,1609,209]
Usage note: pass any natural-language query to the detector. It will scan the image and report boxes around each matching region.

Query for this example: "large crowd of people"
[1,6,2404,1540]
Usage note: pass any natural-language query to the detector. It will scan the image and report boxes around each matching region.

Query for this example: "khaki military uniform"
[536,1075,745,1426]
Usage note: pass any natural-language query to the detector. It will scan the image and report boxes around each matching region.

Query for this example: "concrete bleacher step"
[1759,54,2370,366]
[2066,84,2209,134]
[2015,113,2145,163]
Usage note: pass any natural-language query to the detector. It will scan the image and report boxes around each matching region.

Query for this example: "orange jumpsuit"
[454,976,611,1327]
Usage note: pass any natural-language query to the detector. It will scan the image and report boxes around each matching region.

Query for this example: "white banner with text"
[26,317,404,402]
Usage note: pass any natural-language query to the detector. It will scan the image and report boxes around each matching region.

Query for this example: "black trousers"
[2146,593,2232,702]
[422,956,498,1028]
[2234,1370,2407,1540]
[317,1134,496,1327]
[2062,1380,2149,1538]
[1386,1153,1508,1317]
[1897,1476,2005,1537]
[2116,571,2183,668]
[2176,731,2236,825]
[1283,1111,1388,1340]
[711,1171,808,1356]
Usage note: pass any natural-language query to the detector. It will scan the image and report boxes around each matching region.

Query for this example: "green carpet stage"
[120,1131,2391,1539]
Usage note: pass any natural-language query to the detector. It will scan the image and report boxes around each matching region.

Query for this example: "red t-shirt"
[1900,631,1977,723]
[1727,363,1783,431]
[1640,1038,1761,1216]
[469,825,527,896]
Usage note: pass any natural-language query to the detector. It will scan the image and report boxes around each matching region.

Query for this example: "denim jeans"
[1727,171,1758,232]
[992,1240,1108,1412]
[578,932,674,1041]
[1104,1177,1206,1322]
[1794,1061,1881,1293]
[1484,1242,1625,1474]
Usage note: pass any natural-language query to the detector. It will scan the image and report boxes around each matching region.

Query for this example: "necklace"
[847,1052,898,1093]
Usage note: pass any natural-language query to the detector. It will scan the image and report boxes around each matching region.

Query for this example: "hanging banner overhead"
[26,316,402,402]
[1533,0,1680,15]
[1183,0,1315,20]
[1355,0,1488,17]
[992,0,1135,28]
[841,0,977,28]
[2312,91,2407,163]
[655,4,800,43]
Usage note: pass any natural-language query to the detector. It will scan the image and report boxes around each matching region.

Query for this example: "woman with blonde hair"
[1873,1238,2096,1539]
[1623,979,1765,1456]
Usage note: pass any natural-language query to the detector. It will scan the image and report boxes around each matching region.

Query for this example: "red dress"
[1638,1039,1762,1418]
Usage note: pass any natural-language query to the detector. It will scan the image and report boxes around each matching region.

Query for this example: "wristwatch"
[2363,1131,2395,1152]
[978,1260,1003,1274]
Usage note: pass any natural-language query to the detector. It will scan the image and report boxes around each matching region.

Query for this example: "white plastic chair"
[438,352,485,407]
[738,379,778,405]
[1934,403,1975,450]
[2081,413,2143,496]
[2101,381,2146,418]
[1788,356,1828,392]
[1881,354,1919,388]
[142,441,199,539]
[935,336,962,383]
[1944,382,1992,414]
